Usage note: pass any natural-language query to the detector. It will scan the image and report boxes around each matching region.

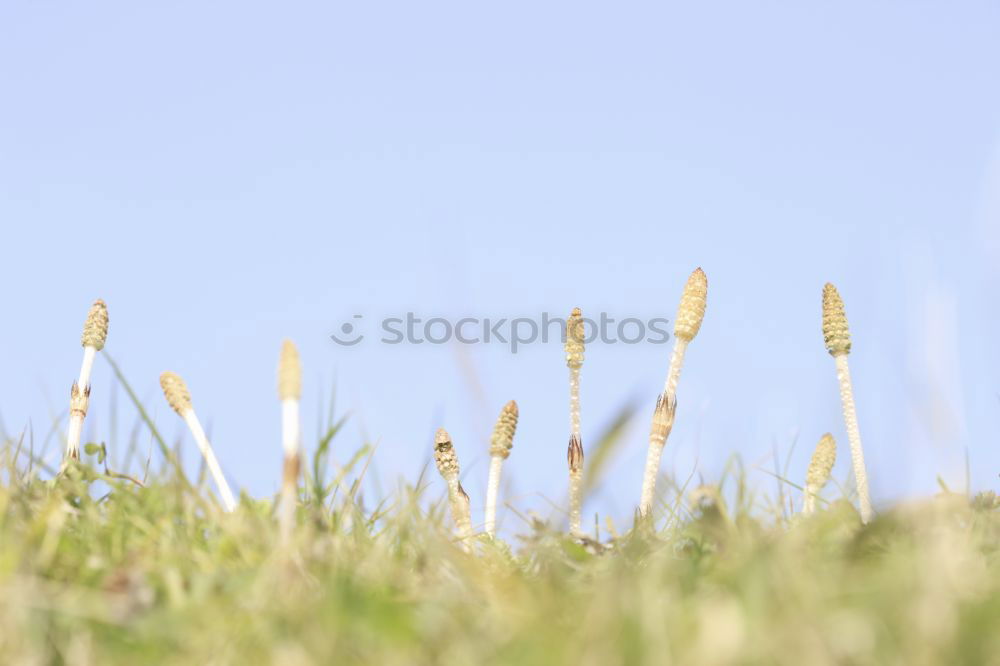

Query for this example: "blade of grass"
[581,400,637,498]
[103,353,197,496]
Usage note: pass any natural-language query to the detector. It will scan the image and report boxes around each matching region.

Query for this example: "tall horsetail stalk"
[160,372,237,512]
[822,283,872,523]
[63,299,108,469]
[565,307,585,535]
[802,433,837,515]
[278,340,302,543]
[484,400,518,538]
[638,268,707,518]
[434,427,473,548]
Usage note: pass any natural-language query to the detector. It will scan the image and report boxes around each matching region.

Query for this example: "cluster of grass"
[1,432,999,664]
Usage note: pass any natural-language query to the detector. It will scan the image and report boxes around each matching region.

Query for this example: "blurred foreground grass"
[1,429,998,666]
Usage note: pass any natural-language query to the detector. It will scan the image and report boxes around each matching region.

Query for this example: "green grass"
[1,372,999,664]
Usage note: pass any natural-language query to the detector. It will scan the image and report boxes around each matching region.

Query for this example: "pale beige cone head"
[160,372,193,415]
[674,268,707,342]
[81,299,109,350]
[822,283,851,356]
[278,339,302,400]
[806,433,837,489]
[489,400,519,459]
[434,427,459,477]
[565,307,585,369]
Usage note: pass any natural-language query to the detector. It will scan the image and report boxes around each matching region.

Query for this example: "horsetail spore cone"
[278,340,303,542]
[434,427,473,545]
[803,433,837,515]
[565,308,585,535]
[822,283,851,356]
[822,283,872,523]
[673,267,708,345]
[160,372,237,512]
[81,300,109,351]
[64,299,109,467]
[160,372,192,414]
[664,269,707,397]
[484,400,518,537]
[566,308,585,368]
[639,268,707,518]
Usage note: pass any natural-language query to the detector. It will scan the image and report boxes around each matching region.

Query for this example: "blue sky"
[2,2,998,533]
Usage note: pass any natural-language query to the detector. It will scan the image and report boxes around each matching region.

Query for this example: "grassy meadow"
[2,432,999,665]
[1,281,999,665]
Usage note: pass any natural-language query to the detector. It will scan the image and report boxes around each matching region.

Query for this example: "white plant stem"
[638,337,688,517]
[662,337,688,397]
[78,346,96,391]
[64,346,97,465]
[182,408,237,512]
[65,416,84,463]
[568,365,583,536]
[281,399,300,457]
[568,467,583,536]
[802,485,818,515]
[638,437,665,519]
[279,453,300,545]
[280,398,301,543]
[484,455,504,537]
[834,354,872,523]
[569,366,581,436]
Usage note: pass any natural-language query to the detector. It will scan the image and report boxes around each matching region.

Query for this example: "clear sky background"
[2,2,998,534]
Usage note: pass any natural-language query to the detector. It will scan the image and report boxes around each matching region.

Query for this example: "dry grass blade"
[581,400,637,498]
